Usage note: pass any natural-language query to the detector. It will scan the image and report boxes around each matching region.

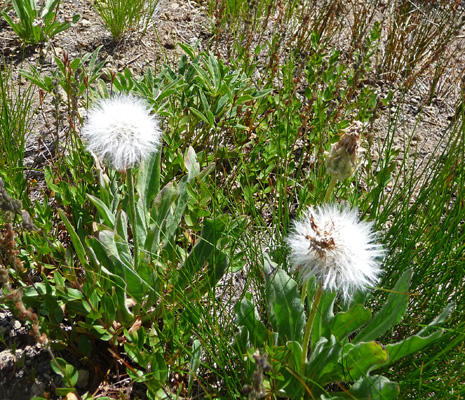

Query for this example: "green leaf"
[353,269,413,344]
[319,341,389,384]
[330,304,372,342]
[184,146,200,182]
[99,230,152,301]
[77,335,92,357]
[58,209,88,268]
[88,194,116,229]
[418,302,455,335]
[115,209,129,243]
[264,254,305,343]
[379,330,444,369]
[190,107,210,125]
[85,236,134,325]
[188,339,202,395]
[311,286,336,348]
[146,182,179,252]
[306,335,341,382]
[321,375,399,399]
[374,303,453,370]
[234,298,267,349]
[51,357,78,386]
[177,217,228,293]
[137,150,161,212]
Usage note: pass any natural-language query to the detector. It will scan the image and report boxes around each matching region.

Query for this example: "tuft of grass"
[375,0,465,91]
[0,64,36,205]
[91,0,159,41]
[360,105,465,398]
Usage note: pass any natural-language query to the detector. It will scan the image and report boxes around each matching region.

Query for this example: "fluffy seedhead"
[287,204,385,300]
[82,94,162,171]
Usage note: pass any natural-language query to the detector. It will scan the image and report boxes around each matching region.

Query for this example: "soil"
[0,0,464,399]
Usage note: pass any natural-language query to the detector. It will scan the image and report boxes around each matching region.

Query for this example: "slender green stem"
[301,280,308,304]
[153,149,161,197]
[301,285,324,374]
[127,168,139,270]
[324,175,338,203]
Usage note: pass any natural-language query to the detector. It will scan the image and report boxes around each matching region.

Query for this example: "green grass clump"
[91,0,159,41]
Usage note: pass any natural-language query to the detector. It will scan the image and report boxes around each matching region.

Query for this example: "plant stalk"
[153,149,161,197]
[324,175,337,203]
[127,168,139,270]
[301,285,324,374]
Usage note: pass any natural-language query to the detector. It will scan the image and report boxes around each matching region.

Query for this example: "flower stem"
[324,175,338,203]
[301,280,308,304]
[153,150,161,197]
[127,168,139,270]
[300,285,324,374]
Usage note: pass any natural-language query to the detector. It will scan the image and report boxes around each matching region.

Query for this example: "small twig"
[123,53,143,68]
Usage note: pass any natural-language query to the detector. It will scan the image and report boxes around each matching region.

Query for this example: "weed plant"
[1,0,79,44]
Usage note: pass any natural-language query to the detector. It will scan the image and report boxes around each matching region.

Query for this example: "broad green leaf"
[281,341,305,399]
[264,254,305,343]
[184,146,200,182]
[418,302,455,335]
[319,341,389,384]
[177,217,227,292]
[100,293,116,326]
[135,196,148,249]
[306,335,342,383]
[320,375,399,399]
[188,339,201,395]
[137,150,161,212]
[115,210,129,243]
[375,303,453,370]
[99,230,152,301]
[311,286,336,348]
[354,269,413,343]
[146,182,178,252]
[188,249,229,300]
[190,107,210,125]
[330,304,372,342]
[378,330,444,369]
[85,237,134,324]
[87,194,116,229]
[58,209,88,268]
[234,298,267,349]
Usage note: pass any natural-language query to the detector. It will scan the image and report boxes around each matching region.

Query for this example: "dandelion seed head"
[286,204,385,300]
[82,94,162,171]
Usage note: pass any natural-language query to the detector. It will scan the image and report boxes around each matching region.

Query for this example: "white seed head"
[82,94,162,171]
[286,204,385,300]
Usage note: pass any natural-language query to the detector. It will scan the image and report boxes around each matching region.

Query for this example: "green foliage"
[0,65,35,205]
[235,255,453,399]
[1,2,465,397]
[91,0,159,41]
[1,0,79,44]
[21,45,105,98]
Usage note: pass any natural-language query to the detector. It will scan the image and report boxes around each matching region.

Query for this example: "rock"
[10,320,21,330]
[31,380,45,397]
[76,369,89,388]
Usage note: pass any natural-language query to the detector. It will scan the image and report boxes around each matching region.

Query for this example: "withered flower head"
[325,121,366,181]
